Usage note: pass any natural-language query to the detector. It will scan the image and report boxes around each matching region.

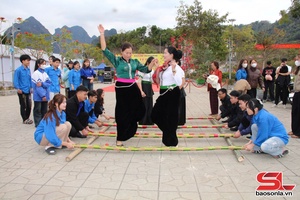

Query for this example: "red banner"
[255,44,300,50]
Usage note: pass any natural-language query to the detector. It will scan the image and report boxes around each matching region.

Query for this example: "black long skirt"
[178,88,186,125]
[151,86,180,146]
[115,81,145,141]
[291,92,300,137]
[139,82,154,125]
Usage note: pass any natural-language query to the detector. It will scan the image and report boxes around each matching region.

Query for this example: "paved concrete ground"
[0,82,299,200]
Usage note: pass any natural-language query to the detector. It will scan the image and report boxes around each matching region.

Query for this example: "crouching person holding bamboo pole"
[34,94,75,155]
[244,98,289,158]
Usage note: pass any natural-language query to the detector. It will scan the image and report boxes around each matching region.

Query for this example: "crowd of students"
[13,24,299,158]
[14,53,110,155]
[203,56,300,159]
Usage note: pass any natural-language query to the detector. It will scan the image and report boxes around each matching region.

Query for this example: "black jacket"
[228,103,244,128]
[220,95,231,118]
[66,95,86,131]
[94,101,104,118]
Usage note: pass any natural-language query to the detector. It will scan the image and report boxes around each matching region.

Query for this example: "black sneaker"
[76,131,87,138]
[276,150,289,158]
[253,149,265,154]
[230,127,238,131]
[45,147,56,155]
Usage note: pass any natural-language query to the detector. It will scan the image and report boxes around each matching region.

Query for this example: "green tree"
[254,28,286,67]
[52,27,73,66]
[15,32,52,59]
[223,25,256,63]
[290,0,300,18]
[280,0,300,23]
[137,44,157,53]
[176,0,228,64]
[81,43,105,64]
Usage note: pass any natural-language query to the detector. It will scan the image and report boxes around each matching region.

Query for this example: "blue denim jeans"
[251,124,285,156]
[82,79,93,91]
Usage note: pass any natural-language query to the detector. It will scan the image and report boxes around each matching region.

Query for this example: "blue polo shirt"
[80,67,96,79]
[69,69,82,91]
[13,65,32,94]
[84,99,97,123]
[45,66,61,93]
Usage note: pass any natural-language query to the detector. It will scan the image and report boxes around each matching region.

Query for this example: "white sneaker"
[271,104,277,108]
[279,101,283,105]
[283,105,286,109]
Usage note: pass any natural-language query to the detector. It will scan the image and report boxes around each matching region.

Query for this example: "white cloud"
[0,0,291,37]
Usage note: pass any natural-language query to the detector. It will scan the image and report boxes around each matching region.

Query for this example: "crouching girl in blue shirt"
[244,98,289,158]
[34,94,75,155]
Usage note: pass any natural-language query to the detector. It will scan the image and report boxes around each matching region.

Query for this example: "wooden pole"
[225,137,245,162]
[65,120,114,162]
[73,144,245,151]
[101,123,226,129]
[209,118,245,162]
[87,132,234,138]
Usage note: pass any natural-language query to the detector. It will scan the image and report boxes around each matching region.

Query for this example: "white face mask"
[251,63,257,68]
[295,60,300,67]
[242,63,248,68]
[40,65,47,69]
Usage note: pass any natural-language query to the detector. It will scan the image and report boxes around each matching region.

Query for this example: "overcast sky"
[0,0,291,37]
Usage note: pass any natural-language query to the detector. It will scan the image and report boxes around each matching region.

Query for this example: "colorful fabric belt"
[116,78,136,83]
[142,80,152,84]
[160,84,177,89]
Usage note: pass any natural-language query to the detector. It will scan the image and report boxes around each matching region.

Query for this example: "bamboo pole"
[109,117,215,120]
[65,120,114,162]
[209,119,245,162]
[225,137,245,162]
[186,117,215,120]
[101,123,226,129]
[73,144,245,152]
[87,132,234,138]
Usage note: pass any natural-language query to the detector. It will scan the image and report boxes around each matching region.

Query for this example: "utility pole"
[9,18,22,83]
[0,17,7,87]
[159,34,165,53]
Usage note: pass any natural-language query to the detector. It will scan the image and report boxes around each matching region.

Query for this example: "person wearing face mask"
[289,55,300,138]
[98,24,158,146]
[246,59,265,98]
[32,58,52,127]
[235,59,248,81]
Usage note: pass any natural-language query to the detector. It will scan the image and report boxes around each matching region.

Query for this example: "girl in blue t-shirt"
[34,94,75,155]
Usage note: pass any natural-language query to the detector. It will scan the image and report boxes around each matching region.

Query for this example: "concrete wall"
[0,44,61,86]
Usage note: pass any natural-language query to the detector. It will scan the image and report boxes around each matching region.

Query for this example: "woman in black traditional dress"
[137,56,155,125]
[151,47,184,147]
[98,24,157,146]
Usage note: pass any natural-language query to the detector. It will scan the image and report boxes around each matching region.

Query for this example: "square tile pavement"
[0,83,299,200]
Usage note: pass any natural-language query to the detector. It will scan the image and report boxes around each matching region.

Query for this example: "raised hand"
[98,24,105,34]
